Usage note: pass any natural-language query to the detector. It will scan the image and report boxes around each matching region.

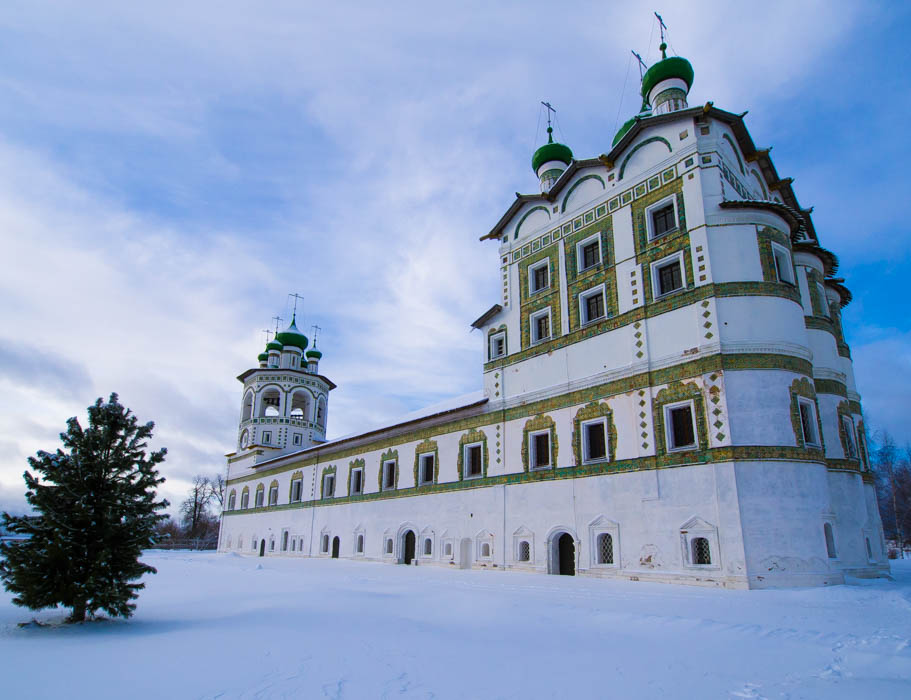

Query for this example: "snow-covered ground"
[2,553,910,699]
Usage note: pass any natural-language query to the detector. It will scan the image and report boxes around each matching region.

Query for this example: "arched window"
[424,538,432,556]
[385,538,394,555]
[518,540,530,562]
[241,391,254,421]
[824,523,837,558]
[227,490,236,510]
[291,539,296,552]
[481,542,491,558]
[259,387,281,417]
[251,538,257,551]
[269,538,275,552]
[316,398,327,428]
[597,533,614,564]
[321,534,330,553]
[691,537,711,565]
[282,531,289,551]
[289,391,311,420]
[357,534,364,553]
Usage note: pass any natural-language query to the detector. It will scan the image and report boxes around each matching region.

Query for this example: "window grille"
[597,533,614,564]
[799,401,818,446]
[692,537,711,565]
[534,313,550,341]
[383,461,396,489]
[291,539,296,551]
[583,291,605,322]
[518,540,530,562]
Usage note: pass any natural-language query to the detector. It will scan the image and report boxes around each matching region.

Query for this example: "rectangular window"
[816,282,830,317]
[382,460,396,490]
[269,486,278,506]
[841,416,858,459]
[241,492,249,509]
[666,403,697,451]
[323,474,335,498]
[255,490,264,508]
[489,332,506,360]
[261,431,272,444]
[228,493,236,510]
[650,202,677,239]
[582,419,607,462]
[292,433,302,446]
[530,431,551,469]
[350,468,363,495]
[419,453,435,484]
[530,308,551,344]
[653,256,684,297]
[577,235,602,271]
[464,444,482,478]
[772,243,794,284]
[529,261,549,294]
[798,398,820,447]
[291,479,302,502]
[579,287,606,325]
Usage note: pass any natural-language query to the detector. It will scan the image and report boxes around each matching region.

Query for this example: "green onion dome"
[274,316,308,350]
[306,348,322,360]
[258,352,269,362]
[266,339,283,352]
[641,45,694,99]
[532,127,573,173]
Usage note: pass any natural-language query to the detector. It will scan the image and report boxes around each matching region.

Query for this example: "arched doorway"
[402,530,416,565]
[557,533,575,575]
[259,539,265,557]
[459,537,472,570]
[331,536,340,559]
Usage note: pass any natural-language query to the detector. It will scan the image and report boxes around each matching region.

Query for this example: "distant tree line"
[152,474,226,549]
[872,431,911,558]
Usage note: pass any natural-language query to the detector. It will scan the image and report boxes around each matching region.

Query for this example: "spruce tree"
[0,393,169,622]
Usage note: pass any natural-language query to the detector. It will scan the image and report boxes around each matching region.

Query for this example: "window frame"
[381,459,397,491]
[418,452,436,485]
[646,194,679,241]
[349,467,364,495]
[651,251,686,299]
[841,415,858,459]
[241,491,249,509]
[770,242,795,285]
[664,400,698,452]
[528,260,550,295]
[488,331,506,360]
[578,284,607,326]
[816,282,831,318]
[797,397,821,447]
[228,492,236,510]
[268,485,278,506]
[261,430,272,444]
[290,478,302,503]
[292,433,302,446]
[462,442,484,480]
[529,307,552,345]
[575,233,602,272]
[581,417,609,463]
[322,473,335,499]
[529,429,552,470]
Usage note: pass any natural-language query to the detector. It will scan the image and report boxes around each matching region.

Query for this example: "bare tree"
[211,473,226,512]
[874,432,907,557]
[180,475,214,537]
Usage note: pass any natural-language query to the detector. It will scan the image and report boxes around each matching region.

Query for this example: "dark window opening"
[581,241,600,269]
[533,432,551,469]
[669,405,696,449]
[651,203,676,237]
[585,421,607,461]
[466,445,482,477]
[692,537,711,565]
[657,260,683,296]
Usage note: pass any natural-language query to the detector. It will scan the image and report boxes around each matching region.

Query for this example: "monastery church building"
[218,43,889,588]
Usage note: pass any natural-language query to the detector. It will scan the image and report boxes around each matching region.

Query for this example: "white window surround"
[650,251,686,299]
[354,532,365,556]
[290,479,302,502]
[529,429,552,470]
[512,527,534,564]
[645,194,678,241]
[797,397,821,447]
[841,416,858,459]
[462,442,484,479]
[529,307,552,345]
[489,331,506,360]
[349,467,364,495]
[680,517,720,570]
[528,260,550,295]
[770,242,795,285]
[418,452,435,484]
[581,417,609,463]
[589,516,620,569]
[476,532,494,560]
[320,532,330,554]
[292,433,302,446]
[575,232,602,272]
[268,486,278,506]
[382,460,396,490]
[579,284,607,326]
[664,400,698,452]
[384,536,394,556]
[261,431,272,444]
[323,474,335,498]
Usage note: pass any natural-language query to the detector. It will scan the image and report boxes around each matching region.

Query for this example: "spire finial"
[272,315,283,334]
[311,324,321,349]
[541,101,556,143]
[262,329,273,344]
[655,12,668,59]
[288,292,304,324]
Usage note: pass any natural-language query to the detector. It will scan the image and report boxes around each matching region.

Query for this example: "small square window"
[665,402,697,451]
[464,444,483,478]
[841,416,858,459]
[579,286,606,325]
[771,243,794,285]
[653,255,684,297]
[530,308,551,344]
[382,460,397,490]
[582,418,608,462]
[648,199,677,239]
[529,261,550,294]
[419,453,435,485]
[530,430,551,469]
[262,431,272,444]
[798,399,820,447]
[350,468,364,495]
[489,332,506,360]
[292,433,302,446]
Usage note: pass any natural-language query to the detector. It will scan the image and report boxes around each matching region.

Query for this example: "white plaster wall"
[724,369,802,447]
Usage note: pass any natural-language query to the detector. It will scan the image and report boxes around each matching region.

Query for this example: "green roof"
[306,348,322,359]
[258,352,269,362]
[266,340,283,352]
[612,116,639,147]
[531,127,573,173]
[641,50,694,100]
[275,316,308,350]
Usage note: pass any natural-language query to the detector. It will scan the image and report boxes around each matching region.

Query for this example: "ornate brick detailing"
[756,226,793,283]
[704,371,729,446]
[347,458,365,497]
[789,377,825,453]
[857,419,869,469]
[836,401,860,463]
[377,448,399,491]
[521,414,558,473]
[287,470,303,500]
[814,378,847,398]
[653,381,709,465]
[456,428,488,481]
[571,402,617,466]
[413,438,440,489]
[563,218,619,333]
[319,465,336,499]
[519,248,561,349]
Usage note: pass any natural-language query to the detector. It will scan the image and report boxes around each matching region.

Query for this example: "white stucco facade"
[218,51,888,589]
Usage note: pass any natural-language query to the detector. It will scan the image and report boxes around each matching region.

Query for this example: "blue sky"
[0,1,908,514]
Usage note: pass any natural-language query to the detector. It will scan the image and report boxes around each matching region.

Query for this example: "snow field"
[1,552,910,699]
